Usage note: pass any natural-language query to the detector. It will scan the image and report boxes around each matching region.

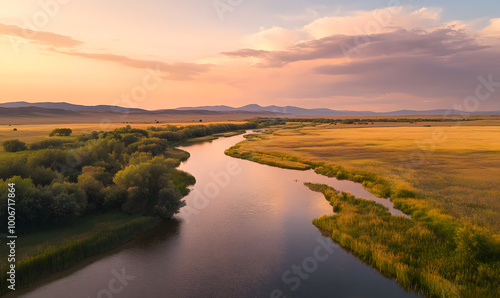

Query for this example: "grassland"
[225,120,500,297]
[228,123,500,231]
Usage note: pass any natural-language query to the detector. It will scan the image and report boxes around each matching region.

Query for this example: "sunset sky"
[1,0,499,111]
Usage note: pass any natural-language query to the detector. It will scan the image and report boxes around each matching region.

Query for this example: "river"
[21,132,419,298]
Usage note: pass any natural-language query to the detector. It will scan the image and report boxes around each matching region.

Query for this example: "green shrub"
[49,128,72,137]
[2,139,27,152]
[29,139,65,150]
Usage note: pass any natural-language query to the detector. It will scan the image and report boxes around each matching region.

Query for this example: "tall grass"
[309,183,500,297]
[0,216,159,295]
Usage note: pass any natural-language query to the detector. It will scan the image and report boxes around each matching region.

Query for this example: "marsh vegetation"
[226,122,500,297]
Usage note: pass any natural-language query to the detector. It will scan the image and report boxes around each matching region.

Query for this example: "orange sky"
[0,1,499,111]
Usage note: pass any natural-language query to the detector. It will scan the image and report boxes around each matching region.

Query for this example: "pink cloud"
[51,50,212,80]
[0,23,82,48]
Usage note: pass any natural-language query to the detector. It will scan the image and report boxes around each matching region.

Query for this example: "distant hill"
[0,101,146,112]
[177,104,500,116]
[176,105,237,112]
[1,102,499,118]
[0,106,81,117]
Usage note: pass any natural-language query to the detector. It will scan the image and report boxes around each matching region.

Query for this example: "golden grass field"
[225,118,500,296]
[232,121,500,233]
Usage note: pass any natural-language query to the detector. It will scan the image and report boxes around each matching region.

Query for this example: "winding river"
[20,132,419,298]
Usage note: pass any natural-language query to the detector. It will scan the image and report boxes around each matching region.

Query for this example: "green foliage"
[49,128,72,137]
[2,139,27,152]
[127,138,168,156]
[153,184,184,218]
[102,186,127,210]
[120,133,142,146]
[76,130,99,142]
[29,138,66,150]
[29,166,58,185]
[112,125,148,137]
[114,156,190,217]
[341,119,356,124]
[0,154,31,180]
[150,123,257,142]
[127,151,154,165]
[47,182,87,223]
[0,177,45,231]
[77,167,106,210]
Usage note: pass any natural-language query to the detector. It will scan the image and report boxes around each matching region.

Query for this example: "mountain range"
[1,101,499,116]
[176,104,500,116]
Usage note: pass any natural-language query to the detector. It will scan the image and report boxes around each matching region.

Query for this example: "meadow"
[225,119,500,297]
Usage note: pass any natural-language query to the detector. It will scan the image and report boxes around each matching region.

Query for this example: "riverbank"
[224,126,500,297]
[0,213,160,296]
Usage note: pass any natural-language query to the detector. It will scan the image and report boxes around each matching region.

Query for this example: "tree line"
[0,122,258,234]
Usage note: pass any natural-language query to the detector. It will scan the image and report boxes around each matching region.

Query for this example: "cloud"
[245,26,302,51]
[223,28,488,67]
[303,6,442,39]
[0,22,211,80]
[218,5,500,111]
[0,23,82,48]
[51,50,212,80]
[311,50,500,99]
[240,6,447,56]
[483,18,500,36]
